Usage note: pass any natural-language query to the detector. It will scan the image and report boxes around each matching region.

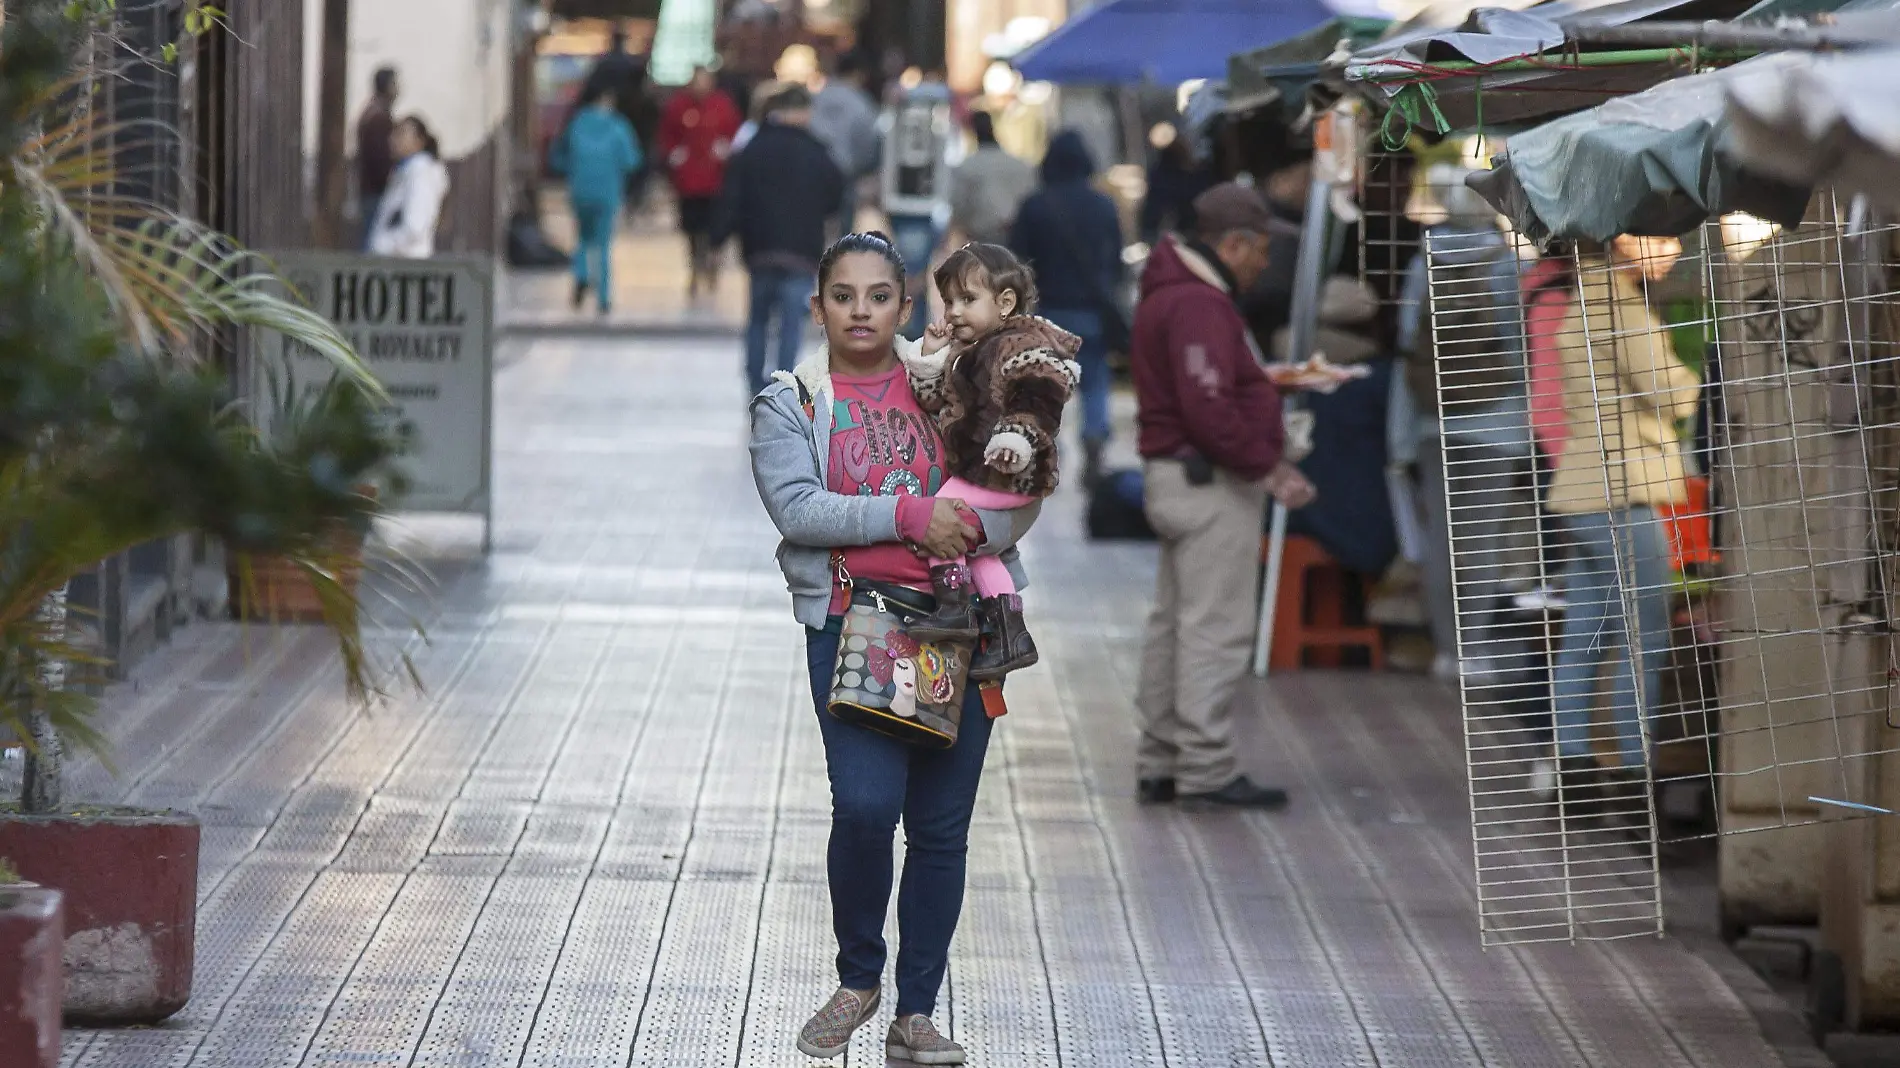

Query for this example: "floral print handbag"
[828,576,972,749]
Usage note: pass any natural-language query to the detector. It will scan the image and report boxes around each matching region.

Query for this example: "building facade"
[302,0,515,254]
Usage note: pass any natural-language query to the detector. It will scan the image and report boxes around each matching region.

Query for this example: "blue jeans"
[571,197,618,311]
[747,267,814,396]
[1041,307,1110,445]
[1551,508,1672,767]
[805,622,994,1018]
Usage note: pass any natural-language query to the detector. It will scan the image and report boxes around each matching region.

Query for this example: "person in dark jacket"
[1130,182,1316,811]
[582,27,656,211]
[714,84,846,396]
[583,27,642,105]
[355,67,400,250]
[1238,154,1311,349]
[1008,129,1125,483]
[1138,134,1216,246]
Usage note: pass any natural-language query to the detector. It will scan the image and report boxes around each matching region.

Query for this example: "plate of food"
[1264,353,1372,394]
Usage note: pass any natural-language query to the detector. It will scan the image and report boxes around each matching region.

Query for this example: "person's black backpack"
[1086,468,1157,541]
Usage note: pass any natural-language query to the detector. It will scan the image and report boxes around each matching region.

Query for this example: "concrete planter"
[0,883,62,1068]
[0,809,197,1025]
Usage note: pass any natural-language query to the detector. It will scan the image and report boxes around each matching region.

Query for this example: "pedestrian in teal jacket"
[552,83,642,313]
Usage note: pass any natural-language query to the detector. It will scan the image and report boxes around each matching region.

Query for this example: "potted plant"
[230,487,374,622]
[227,371,409,624]
[0,0,418,1027]
[0,857,62,1068]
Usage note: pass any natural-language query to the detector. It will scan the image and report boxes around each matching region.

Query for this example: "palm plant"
[0,0,417,813]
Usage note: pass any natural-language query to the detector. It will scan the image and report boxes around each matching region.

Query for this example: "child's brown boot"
[910,562,981,643]
[970,594,1039,681]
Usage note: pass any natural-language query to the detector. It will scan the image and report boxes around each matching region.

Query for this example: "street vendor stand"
[1319,0,1900,1025]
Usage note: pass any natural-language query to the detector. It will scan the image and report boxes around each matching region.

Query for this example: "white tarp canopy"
[1724,47,1900,211]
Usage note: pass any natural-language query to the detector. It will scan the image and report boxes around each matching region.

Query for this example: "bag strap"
[795,376,815,420]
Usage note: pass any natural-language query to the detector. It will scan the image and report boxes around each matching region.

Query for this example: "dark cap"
[1191,182,1274,237]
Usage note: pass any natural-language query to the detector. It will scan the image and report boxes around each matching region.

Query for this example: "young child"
[903,243,1081,680]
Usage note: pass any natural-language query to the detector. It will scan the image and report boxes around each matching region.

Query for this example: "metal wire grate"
[1692,204,1900,836]
[1356,148,1421,310]
[1425,192,1900,946]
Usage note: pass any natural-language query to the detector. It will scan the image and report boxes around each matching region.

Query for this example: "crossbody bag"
[826,557,972,749]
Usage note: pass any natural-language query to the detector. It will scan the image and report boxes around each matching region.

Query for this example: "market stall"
[1295,0,1900,983]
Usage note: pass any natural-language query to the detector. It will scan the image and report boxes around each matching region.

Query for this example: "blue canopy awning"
[1011,0,1374,86]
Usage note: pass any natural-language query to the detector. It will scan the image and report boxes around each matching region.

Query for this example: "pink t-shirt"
[827,368,941,609]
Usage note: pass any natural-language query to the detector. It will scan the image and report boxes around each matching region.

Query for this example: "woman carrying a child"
[749,232,1063,1064]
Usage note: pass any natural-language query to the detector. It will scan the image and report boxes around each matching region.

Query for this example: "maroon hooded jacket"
[1130,236,1285,481]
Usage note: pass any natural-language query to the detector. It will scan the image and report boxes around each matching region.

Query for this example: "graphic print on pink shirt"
[830,370,945,499]
[827,368,943,602]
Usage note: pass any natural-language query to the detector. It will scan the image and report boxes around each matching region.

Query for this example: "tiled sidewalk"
[42,335,1819,1067]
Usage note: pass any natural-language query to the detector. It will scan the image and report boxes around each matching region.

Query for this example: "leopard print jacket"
[904,316,1082,499]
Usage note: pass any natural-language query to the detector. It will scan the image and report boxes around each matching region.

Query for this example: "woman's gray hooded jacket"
[749,341,1038,630]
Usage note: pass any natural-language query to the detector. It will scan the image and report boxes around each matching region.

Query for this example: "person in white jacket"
[369,116,450,259]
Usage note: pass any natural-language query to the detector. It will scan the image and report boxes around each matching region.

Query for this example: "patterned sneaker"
[796,986,880,1059]
[886,1014,966,1064]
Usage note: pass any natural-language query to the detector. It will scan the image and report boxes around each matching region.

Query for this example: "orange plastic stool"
[1657,474,1718,571]
[1265,534,1386,671]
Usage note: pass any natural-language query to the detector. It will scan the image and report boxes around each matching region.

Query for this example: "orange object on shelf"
[1264,534,1385,672]
[1658,475,1718,571]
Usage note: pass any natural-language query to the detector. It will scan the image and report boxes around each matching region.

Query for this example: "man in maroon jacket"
[1131,182,1316,809]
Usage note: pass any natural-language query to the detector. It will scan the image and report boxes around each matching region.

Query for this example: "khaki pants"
[1136,459,1268,793]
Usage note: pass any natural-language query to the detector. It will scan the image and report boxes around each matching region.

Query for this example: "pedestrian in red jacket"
[658,66,743,298]
[1129,182,1316,811]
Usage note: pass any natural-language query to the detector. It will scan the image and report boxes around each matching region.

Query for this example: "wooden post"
[312,0,350,248]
